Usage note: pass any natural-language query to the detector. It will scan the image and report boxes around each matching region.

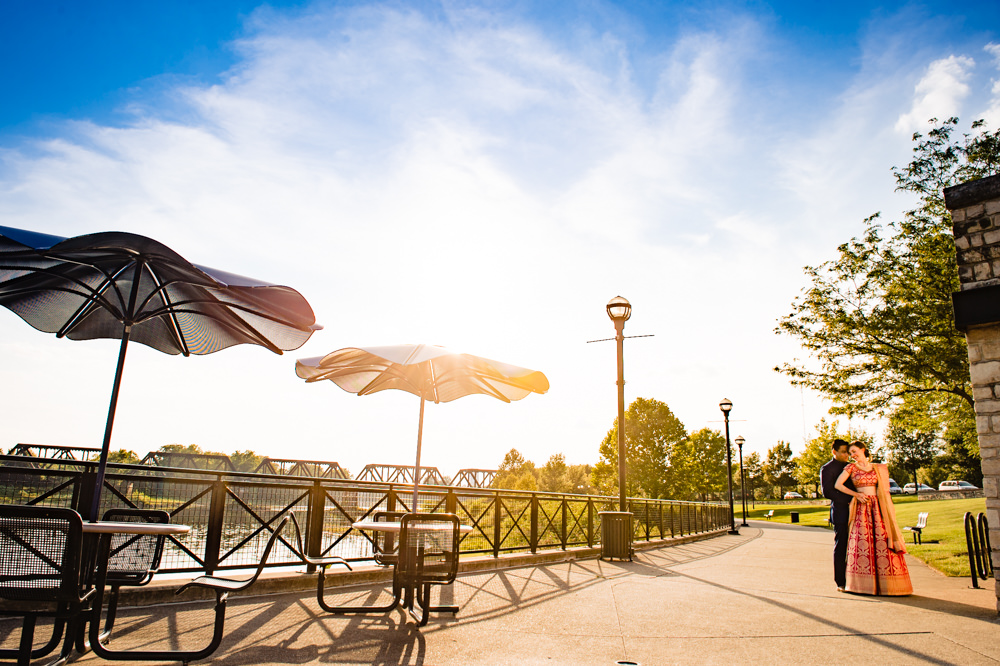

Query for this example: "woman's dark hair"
[848,440,868,458]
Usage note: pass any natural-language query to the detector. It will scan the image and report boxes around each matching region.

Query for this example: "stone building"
[944,172,1000,611]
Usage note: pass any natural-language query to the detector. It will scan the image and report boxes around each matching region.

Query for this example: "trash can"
[599,511,633,561]
[790,511,799,523]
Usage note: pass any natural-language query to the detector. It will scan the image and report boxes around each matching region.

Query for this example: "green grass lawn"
[745,496,987,577]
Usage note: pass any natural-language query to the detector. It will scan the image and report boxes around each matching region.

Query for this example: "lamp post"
[719,399,739,535]
[735,435,748,526]
[607,296,631,512]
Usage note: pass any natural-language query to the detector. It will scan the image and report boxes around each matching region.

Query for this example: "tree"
[231,450,262,473]
[884,422,939,494]
[564,464,595,495]
[763,441,797,499]
[795,432,831,496]
[107,449,140,464]
[592,397,686,499]
[539,454,571,493]
[743,451,763,502]
[670,428,728,501]
[794,419,873,495]
[493,448,537,490]
[777,118,1000,437]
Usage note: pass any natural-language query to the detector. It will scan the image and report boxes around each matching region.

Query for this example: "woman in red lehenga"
[834,440,912,596]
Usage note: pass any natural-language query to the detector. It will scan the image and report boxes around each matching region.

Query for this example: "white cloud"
[1,4,999,473]
[979,43,1000,127]
[895,55,975,134]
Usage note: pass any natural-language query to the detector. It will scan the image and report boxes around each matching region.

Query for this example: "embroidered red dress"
[844,463,912,596]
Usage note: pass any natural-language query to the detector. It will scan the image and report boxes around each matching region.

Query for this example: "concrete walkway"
[8,521,999,664]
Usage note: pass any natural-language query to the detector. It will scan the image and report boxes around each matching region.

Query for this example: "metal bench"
[0,505,94,666]
[904,512,929,544]
[94,508,171,642]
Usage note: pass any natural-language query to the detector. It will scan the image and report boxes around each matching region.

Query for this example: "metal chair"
[372,510,406,567]
[397,513,460,626]
[93,508,170,640]
[0,504,94,666]
[89,514,291,664]
[286,513,353,613]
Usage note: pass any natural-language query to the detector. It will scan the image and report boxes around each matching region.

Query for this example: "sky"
[1,0,1000,478]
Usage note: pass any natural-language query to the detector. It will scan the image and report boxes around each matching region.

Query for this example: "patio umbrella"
[0,225,320,519]
[295,344,549,508]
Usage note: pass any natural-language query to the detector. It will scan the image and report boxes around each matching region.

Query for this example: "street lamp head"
[606,296,631,323]
[719,398,733,413]
[735,435,745,448]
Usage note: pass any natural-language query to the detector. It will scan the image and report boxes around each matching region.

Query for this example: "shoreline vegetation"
[743,495,986,578]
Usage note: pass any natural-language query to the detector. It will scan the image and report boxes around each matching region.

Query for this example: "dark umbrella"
[0,225,320,519]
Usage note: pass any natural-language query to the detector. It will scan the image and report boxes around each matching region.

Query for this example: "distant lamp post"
[735,435,748,526]
[719,399,739,535]
[607,296,631,512]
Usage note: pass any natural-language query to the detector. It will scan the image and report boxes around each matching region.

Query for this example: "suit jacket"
[820,458,854,523]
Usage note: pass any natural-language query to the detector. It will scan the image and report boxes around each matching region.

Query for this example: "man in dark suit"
[820,438,854,591]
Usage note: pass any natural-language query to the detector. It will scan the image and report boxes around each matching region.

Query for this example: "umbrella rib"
[0,260,129,326]
[47,249,132,312]
[140,265,191,357]
[52,263,132,337]
[138,296,315,332]
[139,304,284,354]
[356,365,423,396]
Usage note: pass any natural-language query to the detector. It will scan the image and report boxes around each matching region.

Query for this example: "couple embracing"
[820,439,912,596]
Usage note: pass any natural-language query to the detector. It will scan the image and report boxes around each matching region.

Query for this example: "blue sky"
[1,1,999,474]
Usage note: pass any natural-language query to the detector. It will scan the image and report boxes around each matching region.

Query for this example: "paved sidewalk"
[8,520,998,664]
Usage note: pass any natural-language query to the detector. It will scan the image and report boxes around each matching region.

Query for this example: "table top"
[81,521,191,536]
[352,520,474,534]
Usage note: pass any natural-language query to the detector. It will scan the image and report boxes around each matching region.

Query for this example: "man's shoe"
[837,586,845,592]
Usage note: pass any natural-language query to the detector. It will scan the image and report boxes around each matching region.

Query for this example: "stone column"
[945,173,1000,611]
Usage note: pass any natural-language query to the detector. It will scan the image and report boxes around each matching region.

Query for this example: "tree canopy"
[670,428,728,501]
[884,421,939,488]
[763,441,797,498]
[794,419,874,493]
[592,397,686,499]
[777,117,1000,458]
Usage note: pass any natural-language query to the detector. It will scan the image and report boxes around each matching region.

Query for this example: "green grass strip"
[743,496,987,578]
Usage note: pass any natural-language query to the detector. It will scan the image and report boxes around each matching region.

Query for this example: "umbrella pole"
[89,259,143,522]
[89,329,131,521]
[412,396,425,511]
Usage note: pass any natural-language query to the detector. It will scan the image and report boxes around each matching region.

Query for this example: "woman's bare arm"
[834,467,869,501]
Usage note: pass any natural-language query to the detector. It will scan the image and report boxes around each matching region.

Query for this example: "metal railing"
[964,511,994,589]
[0,454,729,576]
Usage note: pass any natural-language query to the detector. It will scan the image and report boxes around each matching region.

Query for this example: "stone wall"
[944,172,1000,612]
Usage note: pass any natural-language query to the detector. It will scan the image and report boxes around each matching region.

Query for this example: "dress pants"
[833,516,849,588]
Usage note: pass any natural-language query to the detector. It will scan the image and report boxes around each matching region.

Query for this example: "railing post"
[446,488,457,515]
[658,501,663,539]
[561,495,568,550]
[587,497,594,548]
[493,491,502,558]
[530,494,539,553]
[696,505,701,533]
[204,476,227,574]
[305,480,325,574]
[75,469,98,519]
[644,500,650,541]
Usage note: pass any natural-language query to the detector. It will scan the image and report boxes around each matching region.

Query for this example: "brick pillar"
[944,173,1000,611]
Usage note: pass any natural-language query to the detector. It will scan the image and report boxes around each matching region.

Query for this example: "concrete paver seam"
[609,575,629,662]
[936,633,1000,663]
